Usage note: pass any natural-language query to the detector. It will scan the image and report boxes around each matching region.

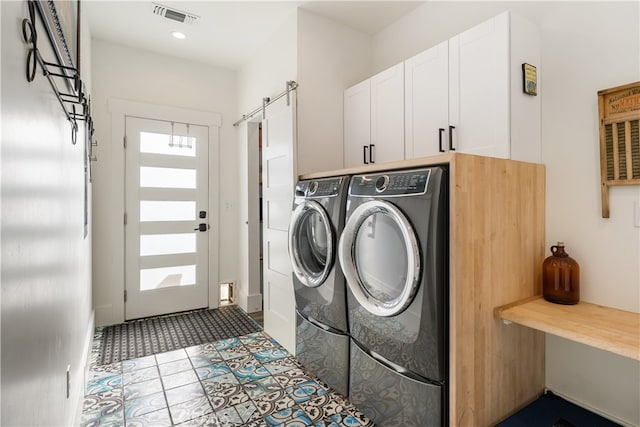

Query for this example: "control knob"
[375,175,389,193]
[308,181,319,195]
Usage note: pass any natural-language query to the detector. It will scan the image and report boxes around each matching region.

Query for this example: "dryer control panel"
[350,168,431,197]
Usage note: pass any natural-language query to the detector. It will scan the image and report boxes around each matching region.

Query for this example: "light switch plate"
[634,199,640,228]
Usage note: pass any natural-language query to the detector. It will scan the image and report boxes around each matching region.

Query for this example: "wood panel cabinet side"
[449,154,545,426]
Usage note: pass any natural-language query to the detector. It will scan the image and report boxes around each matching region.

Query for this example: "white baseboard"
[545,388,635,427]
[73,310,95,426]
[208,283,219,309]
[246,293,263,313]
[94,304,112,327]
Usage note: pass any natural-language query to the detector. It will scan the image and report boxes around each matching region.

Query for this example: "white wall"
[373,2,640,425]
[237,13,298,115]
[234,9,371,312]
[1,1,93,425]
[296,9,371,175]
[236,12,297,312]
[537,4,639,424]
[91,39,237,326]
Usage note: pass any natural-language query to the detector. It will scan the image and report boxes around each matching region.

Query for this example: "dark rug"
[97,305,262,365]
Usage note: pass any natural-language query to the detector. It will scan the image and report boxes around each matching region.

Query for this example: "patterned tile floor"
[82,327,373,427]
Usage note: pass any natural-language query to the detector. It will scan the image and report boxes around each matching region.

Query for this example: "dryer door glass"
[354,212,407,301]
[289,201,334,287]
[339,200,420,317]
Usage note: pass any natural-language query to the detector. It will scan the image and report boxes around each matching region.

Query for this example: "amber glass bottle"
[542,242,580,305]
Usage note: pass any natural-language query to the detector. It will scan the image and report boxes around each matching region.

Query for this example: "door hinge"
[123,136,127,149]
[124,212,127,225]
[124,290,127,302]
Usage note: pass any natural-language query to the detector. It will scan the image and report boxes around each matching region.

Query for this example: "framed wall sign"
[522,63,537,96]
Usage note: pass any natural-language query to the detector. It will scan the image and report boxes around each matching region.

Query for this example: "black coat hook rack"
[21,0,94,146]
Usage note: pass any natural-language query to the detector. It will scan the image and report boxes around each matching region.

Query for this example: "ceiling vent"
[152,3,198,25]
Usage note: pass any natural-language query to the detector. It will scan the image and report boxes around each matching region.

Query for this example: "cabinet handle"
[438,128,445,152]
[369,144,375,163]
[449,125,456,151]
[363,145,369,164]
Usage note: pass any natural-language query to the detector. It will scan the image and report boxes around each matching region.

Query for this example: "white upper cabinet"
[405,11,541,163]
[344,79,371,168]
[370,62,405,165]
[450,11,540,162]
[344,63,404,168]
[347,11,540,167]
[404,41,450,158]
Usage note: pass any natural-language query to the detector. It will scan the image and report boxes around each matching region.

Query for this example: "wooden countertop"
[299,153,456,179]
[298,152,544,180]
[495,296,640,360]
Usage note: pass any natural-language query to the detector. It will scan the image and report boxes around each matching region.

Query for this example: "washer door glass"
[339,200,420,316]
[289,200,334,287]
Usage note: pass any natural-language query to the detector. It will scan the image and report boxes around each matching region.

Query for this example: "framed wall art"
[522,63,537,96]
[597,81,640,218]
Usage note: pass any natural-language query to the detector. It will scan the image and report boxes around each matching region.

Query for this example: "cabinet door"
[371,63,405,164]
[449,12,510,159]
[344,79,371,168]
[405,41,449,159]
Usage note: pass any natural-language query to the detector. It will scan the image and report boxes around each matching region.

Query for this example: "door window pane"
[354,212,408,303]
[140,265,196,290]
[140,233,195,256]
[140,166,196,189]
[140,132,196,157]
[140,201,196,222]
[296,210,329,275]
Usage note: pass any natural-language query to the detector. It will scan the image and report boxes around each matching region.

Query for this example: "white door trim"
[107,98,221,323]
[237,119,263,314]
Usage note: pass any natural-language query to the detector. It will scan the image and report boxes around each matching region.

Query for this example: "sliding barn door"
[261,94,297,353]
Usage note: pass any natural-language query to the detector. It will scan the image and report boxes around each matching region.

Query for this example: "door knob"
[194,223,208,232]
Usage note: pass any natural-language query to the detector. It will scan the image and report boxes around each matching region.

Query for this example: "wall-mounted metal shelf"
[22,0,94,146]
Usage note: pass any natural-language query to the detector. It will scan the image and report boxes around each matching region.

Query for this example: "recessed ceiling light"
[171,31,186,40]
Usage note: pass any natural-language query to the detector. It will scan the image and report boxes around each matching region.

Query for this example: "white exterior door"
[262,95,297,354]
[125,116,210,320]
[404,40,450,158]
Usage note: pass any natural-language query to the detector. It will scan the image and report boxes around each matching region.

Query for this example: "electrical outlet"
[66,365,71,399]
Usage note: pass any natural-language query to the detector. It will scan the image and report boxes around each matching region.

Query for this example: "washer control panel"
[295,177,344,198]
[350,168,431,197]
